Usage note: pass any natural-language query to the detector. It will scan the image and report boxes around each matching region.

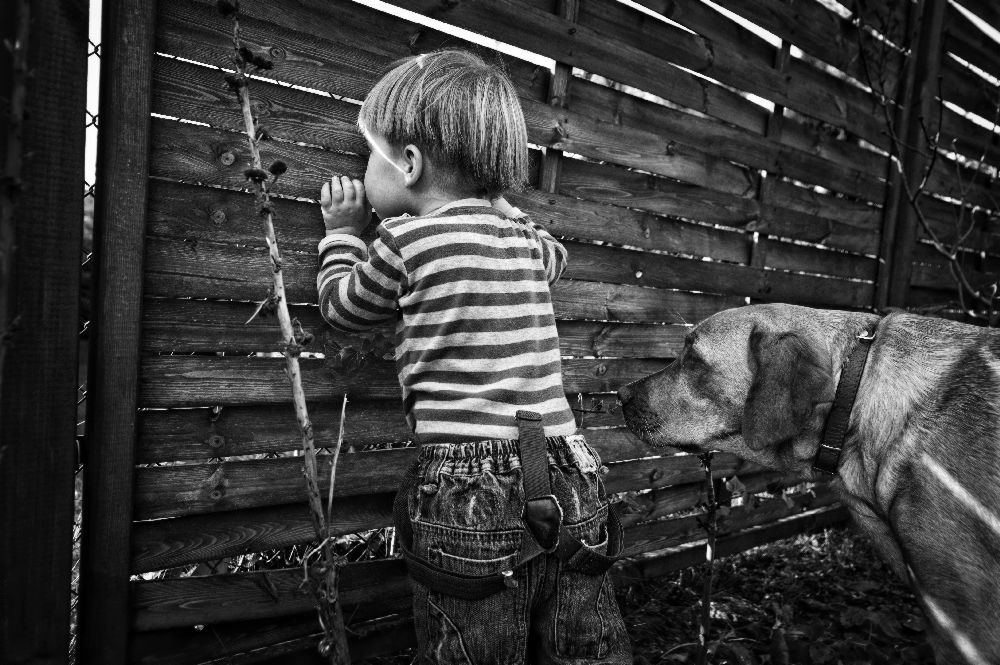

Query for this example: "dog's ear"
[743,329,830,451]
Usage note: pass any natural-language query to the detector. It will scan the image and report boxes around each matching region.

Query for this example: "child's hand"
[321,176,369,235]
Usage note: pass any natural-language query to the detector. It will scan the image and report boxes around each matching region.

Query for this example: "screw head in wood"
[210,210,227,225]
[220,151,236,166]
[207,434,225,449]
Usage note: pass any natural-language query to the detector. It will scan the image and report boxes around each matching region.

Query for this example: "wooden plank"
[940,57,1000,135]
[557,157,882,255]
[957,0,1000,38]
[666,0,902,86]
[373,0,771,135]
[152,53,762,202]
[763,241,878,282]
[945,6,1000,83]
[0,0,86,661]
[887,0,950,307]
[131,495,396,573]
[149,117,366,201]
[129,613,414,665]
[136,400,646,465]
[129,612,416,665]
[613,504,850,582]
[137,355,667,408]
[141,298,690,358]
[137,399,413,463]
[131,558,411,631]
[132,467,798,574]
[156,0,550,107]
[77,1,158,663]
[939,104,1000,176]
[622,486,840,558]
[129,486,827,631]
[575,0,888,148]
[146,177,748,268]
[566,76,887,203]
[132,440,732,522]
[551,280,742,324]
[142,226,869,309]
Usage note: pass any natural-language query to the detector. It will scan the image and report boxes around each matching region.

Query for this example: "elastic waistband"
[416,434,599,476]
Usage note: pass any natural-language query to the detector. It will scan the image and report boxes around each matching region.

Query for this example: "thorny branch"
[218,1,350,661]
[854,2,1000,321]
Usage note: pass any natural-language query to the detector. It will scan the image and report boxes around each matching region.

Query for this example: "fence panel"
[74,0,991,662]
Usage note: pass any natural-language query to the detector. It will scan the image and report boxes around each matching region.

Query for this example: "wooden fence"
[67,0,1000,663]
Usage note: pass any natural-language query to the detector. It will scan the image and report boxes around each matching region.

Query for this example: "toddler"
[317,49,631,664]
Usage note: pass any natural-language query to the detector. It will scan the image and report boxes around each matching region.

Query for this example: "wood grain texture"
[567,76,888,203]
[0,0,87,661]
[557,157,883,256]
[141,298,691,358]
[131,467,799,574]
[128,487,832,631]
[575,0,887,148]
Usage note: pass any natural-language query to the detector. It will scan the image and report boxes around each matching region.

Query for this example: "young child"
[317,49,631,664]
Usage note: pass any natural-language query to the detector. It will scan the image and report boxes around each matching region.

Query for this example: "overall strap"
[516,410,563,553]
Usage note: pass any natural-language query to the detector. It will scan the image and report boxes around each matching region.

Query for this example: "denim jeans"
[405,434,632,664]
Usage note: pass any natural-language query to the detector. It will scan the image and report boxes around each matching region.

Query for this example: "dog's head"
[619,305,838,473]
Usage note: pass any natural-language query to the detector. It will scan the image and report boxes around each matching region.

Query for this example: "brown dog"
[618,303,1000,665]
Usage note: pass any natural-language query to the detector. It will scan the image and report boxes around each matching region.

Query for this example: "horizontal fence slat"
[763,241,877,282]
[146,176,753,269]
[622,485,839,558]
[143,223,872,309]
[137,396,640,464]
[132,431,721,521]
[142,298,690,358]
[557,157,882,256]
[131,494,394,574]
[945,6,1000,85]
[567,76,888,203]
[130,487,833,631]
[614,504,850,582]
[131,467,796,574]
[137,356,667,408]
[131,557,411,632]
[129,506,849,664]
[157,0,550,107]
[575,0,887,148]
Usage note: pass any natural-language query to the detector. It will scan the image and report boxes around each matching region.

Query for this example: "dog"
[618,303,1000,665]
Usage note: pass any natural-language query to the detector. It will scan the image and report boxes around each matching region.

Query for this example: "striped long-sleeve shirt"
[317,199,577,443]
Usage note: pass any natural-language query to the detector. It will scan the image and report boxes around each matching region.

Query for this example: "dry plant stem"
[0,0,30,411]
[326,394,348,521]
[696,452,718,665]
[228,16,350,664]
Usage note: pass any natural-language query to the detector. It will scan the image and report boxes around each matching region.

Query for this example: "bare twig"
[854,5,1000,320]
[220,4,350,662]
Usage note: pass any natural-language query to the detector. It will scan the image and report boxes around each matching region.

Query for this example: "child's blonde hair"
[358,50,529,197]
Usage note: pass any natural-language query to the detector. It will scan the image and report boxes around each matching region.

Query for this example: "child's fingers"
[322,176,345,207]
[339,175,355,204]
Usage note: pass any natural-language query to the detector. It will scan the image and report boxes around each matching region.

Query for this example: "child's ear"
[402,144,423,187]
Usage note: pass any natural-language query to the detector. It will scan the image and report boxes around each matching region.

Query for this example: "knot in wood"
[210,209,227,225]
[596,363,607,376]
[220,151,236,166]
[207,434,225,449]
[268,46,286,60]
[209,487,225,501]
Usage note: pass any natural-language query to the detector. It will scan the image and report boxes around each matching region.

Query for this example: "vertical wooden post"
[77,1,156,663]
[538,0,579,194]
[873,0,923,311]
[880,0,948,309]
[749,41,791,270]
[0,0,89,663]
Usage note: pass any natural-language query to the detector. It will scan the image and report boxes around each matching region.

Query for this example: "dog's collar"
[813,318,881,475]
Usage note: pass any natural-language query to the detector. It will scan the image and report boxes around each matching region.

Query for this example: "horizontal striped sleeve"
[520,216,567,285]
[316,227,406,332]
